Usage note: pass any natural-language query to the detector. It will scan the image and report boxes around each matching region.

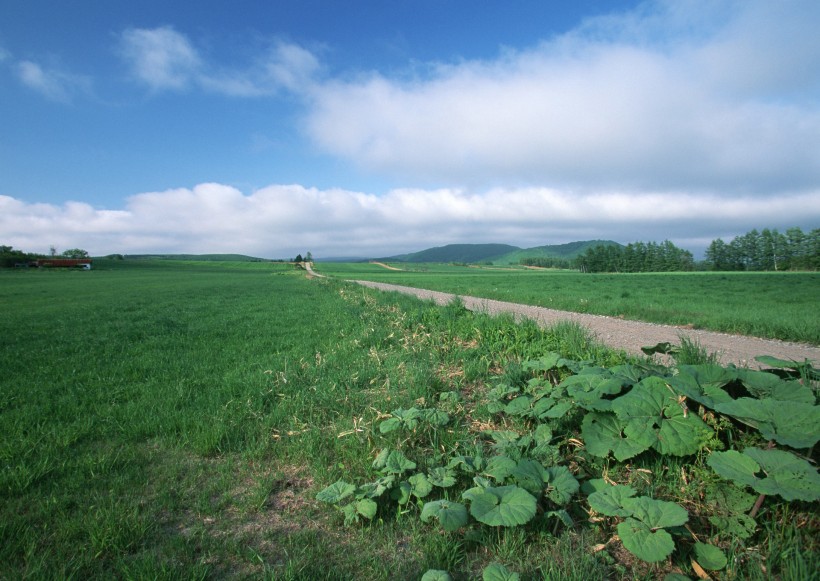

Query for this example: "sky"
[1,0,819,260]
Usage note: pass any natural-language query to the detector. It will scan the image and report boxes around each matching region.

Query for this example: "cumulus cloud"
[15,60,90,102]
[119,26,319,95]
[2,183,818,259]
[303,0,820,195]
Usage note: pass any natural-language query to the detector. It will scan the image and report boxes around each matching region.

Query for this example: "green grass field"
[315,263,820,345]
[1,261,817,579]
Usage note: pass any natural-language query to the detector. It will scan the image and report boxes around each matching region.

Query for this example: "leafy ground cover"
[315,263,820,345]
[1,261,817,579]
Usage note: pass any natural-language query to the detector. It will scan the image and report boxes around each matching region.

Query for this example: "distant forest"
[568,227,819,273]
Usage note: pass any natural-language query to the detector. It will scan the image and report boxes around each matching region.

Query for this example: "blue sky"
[1,0,819,259]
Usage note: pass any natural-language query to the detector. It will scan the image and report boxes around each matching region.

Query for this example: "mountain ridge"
[380,240,622,264]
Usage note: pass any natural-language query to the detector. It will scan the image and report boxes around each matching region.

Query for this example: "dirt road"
[349,279,819,368]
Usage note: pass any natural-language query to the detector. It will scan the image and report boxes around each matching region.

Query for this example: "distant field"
[315,262,820,344]
[2,260,816,579]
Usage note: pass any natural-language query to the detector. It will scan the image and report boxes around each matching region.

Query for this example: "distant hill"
[386,244,520,263]
[123,254,270,262]
[493,240,622,265]
[382,241,622,265]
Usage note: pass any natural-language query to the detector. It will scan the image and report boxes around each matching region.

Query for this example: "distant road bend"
[303,263,819,368]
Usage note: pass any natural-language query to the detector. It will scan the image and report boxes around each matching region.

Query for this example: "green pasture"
[315,262,820,345]
[1,261,816,579]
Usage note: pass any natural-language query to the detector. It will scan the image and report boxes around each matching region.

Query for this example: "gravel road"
[350,279,820,368]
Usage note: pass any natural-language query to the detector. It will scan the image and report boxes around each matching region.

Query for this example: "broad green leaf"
[587,483,636,517]
[355,498,377,520]
[666,372,733,409]
[613,377,712,456]
[511,459,548,494]
[383,450,417,474]
[341,503,358,526]
[562,373,623,411]
[522,352,563,372]
[708,513,757,539]
[487,431,521,447]
[581,412,653,461]
[545,466,579,505]
[539,400,573,419]
[505,395,532,416]
[356,475,394,499]
[707,450,760,485]
[580,477,609,495]
[713,398,820,448]
[488,383,520,401]
[421,500,468,532]
[617,518,675,563]
[421,570,452,581]
[424,409,450,427]
[484,455,517,481]
[438,390,462,403]
[482,562,521,581]
[735,369,814,403]
[694,542,727,570]
[705,482,756,514]
[744,447,820,501]
[754,355,802,369]
[641,342,678,356]
[379,417,403,434]
[610,364,650,385]
[372,448,390,470]
[621,496,688,529]
[391,481,411,505]
[708,449,820,502]
[469,485,538,527]
[545,509,573,527]
[677,364,737,390]
[316,479,356,504]
[409,473,433,498]
[533,424,553,444]
[447,455,484,474]
[428,467,457,488]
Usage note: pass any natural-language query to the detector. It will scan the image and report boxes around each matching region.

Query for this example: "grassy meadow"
[316,262,820,345]
[1,260,817,579]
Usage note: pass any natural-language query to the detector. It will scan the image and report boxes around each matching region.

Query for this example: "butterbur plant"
[316,349,819,577]
[586,480,689,563]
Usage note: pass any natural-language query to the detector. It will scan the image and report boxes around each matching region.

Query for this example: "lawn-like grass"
[1,261,816,579]
[315,263,820,345]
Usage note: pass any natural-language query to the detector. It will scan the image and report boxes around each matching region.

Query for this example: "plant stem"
[749,440,776,519]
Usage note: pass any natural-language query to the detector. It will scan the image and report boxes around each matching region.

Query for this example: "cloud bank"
[2,184,818,259]
[304,0,820,194]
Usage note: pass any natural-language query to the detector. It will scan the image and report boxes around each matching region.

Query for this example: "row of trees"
[520,257,573,269]
[704,227,819,271]
[576,240,695,273]
[1,245,90,267]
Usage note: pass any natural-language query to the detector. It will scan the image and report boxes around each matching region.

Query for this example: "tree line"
[575,240,694,273]
[529,226,819,273]
[704,227,819,271]
[1,245,90,267]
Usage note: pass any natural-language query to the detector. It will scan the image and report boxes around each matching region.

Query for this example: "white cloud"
[303,0,820,195]
[15,60,90,102]
[2,183,818,259]
[119,27,319,96]
[119,26,202,90]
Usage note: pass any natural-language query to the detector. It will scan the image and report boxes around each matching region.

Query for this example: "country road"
[304,263,819,368]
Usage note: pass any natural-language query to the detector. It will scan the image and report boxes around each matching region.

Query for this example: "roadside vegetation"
[1,260,817,579]
[315,263,820,345]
